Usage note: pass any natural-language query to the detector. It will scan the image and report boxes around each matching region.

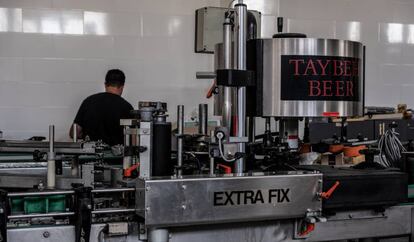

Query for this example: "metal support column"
[234,1,247,174]
[198,104,208,135]
[177,105,184,177]
[222,15,233,133]
[47,125,56,189]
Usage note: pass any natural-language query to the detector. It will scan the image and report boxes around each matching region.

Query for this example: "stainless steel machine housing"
[254,38,364,117]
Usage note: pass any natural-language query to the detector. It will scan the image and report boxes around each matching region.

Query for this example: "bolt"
[146,207,150,212]
[146,186,151,191]
[87,205,92,209]
[348,214,353,218]
[181,204,186,210]
[182,185,187,190]
[318,179,322,183]
[143,130,148,134]
[43,231,50,238]
[0,209,4,214]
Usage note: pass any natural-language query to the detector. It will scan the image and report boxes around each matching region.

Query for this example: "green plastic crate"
[24,197,47,214]
[48,195,66,213]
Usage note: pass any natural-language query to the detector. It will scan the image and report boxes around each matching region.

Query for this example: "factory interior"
[1,0,414,241]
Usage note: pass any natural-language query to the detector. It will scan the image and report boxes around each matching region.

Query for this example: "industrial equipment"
[0,1,412,242]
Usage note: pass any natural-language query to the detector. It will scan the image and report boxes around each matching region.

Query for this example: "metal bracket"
[228,136,249,143]
[138,223,148,241]
[216,69,255,87]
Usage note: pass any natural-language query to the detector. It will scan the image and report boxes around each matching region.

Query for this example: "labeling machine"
[0,1,411,242]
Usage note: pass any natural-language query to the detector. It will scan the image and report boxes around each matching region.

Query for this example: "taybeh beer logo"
[281,55,360,101]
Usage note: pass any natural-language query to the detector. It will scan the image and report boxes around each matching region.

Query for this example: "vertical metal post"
[234,1,247,174]
[198,104,208,135]
[223,16,233,132]
[177,105,184,176]
[73,123,78,143]
[248,117,256,143]
[210,130,215,176]
[139,122,152,179]
[123,126,132,171]
[47,125,56,189]
[71,124,79,176]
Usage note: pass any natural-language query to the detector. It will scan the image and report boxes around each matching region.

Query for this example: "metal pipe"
[123,126,132,171]
[92,208,136,215]
[177,105,184,176]
[47,125,56,189]
[8,190,74,197]
[8,212,74,219]
[92,188,135,193]
[71,157,79,176]
[198,104,208,135]
[73,123,77,143]
[248,117,256,142]
[196,72,216,79]
[223,16,233,132]
[235,2,247,174]
[210,130,215,176]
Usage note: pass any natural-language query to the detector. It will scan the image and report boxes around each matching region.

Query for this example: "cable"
[218,137,237,162]
[378,128,406,167]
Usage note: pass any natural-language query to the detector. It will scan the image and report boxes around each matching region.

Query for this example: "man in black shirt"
[69,69,133,146]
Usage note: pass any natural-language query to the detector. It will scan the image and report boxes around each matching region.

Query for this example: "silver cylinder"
[198,104,208,135]
[222,16,233,132]
[254,38,364,117]
[196,72,216,79]
[235,2,247,174]
[149,228,169,242]
[8,212,74,220]
[214,45,237,120]
[8,190,74,197]
[49,125,54,154]
[47,125,56,189]
[177,105,184,176]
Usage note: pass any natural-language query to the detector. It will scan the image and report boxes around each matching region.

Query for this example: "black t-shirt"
[74,92,133,146]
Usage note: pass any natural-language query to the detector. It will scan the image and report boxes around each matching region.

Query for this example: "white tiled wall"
[2,0,414,140]
[0,0,220,140]
[222,0,414,110]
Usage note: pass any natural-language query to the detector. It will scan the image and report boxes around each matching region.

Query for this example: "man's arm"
[69,123,83,140]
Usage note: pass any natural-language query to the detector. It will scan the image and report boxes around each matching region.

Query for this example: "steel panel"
[136,173,322,227]
[168,206,412,242]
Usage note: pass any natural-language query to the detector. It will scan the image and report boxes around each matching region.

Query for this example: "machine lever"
[217,164,232,174]
[124,163,140,177]
[298,222,315,237]
[321,181,340,199]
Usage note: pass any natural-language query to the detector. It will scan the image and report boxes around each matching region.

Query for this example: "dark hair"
[105,69,126,87]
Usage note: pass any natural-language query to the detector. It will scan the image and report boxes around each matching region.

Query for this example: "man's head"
[105,69,126,96]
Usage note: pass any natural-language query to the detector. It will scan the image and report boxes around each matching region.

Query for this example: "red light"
[323,112,340,117]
